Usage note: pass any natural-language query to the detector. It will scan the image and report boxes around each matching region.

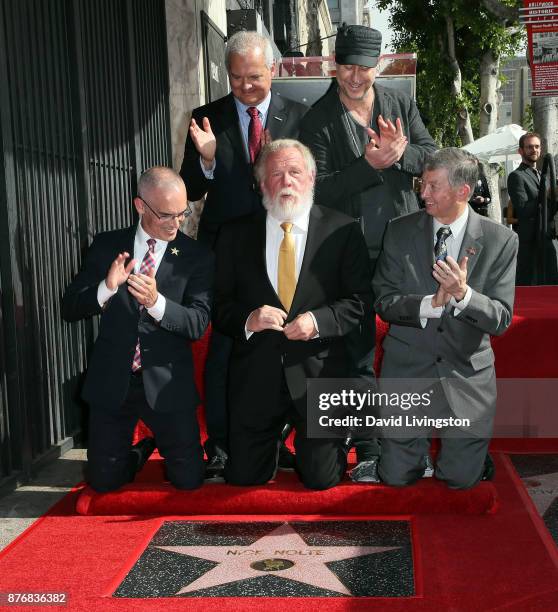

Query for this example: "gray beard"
[262,188,314,222]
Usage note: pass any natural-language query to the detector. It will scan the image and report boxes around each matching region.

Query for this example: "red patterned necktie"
[131,238,156,372]
[247,106,263,163]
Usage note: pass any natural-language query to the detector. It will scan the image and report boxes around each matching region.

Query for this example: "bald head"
[134,166,189,242]
[138,166,185,201]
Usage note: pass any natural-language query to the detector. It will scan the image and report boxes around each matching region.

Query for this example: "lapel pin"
[273,116,284,121]
[171,247,179,256]
[465,247,476,256]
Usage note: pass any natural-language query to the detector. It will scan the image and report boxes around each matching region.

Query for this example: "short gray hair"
[225,30,274,70]
[254,139,317,184]
[423,148,478,193]
[138,166,184,199]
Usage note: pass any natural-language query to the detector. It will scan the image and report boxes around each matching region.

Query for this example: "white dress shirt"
[97,222,168,321]
[246,209,318,338]
[200,92,272,178]
[419,207,472,326]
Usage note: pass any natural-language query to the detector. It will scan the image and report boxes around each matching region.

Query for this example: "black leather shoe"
[278,443,296,471]
[349,457,380,483]
[130,436,156,477]
[204,454,226,483]
[481,454,495,481]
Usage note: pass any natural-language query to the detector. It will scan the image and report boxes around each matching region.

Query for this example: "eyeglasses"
[139,196,192,221]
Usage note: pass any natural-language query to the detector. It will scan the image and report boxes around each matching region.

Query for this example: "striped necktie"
[131,238,156,372]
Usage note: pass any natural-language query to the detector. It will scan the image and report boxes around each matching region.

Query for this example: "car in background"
[272,53,417,106]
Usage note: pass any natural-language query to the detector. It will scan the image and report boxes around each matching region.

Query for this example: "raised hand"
[106,252,135,291]
[190,117,216,169]
[364,116,408,170]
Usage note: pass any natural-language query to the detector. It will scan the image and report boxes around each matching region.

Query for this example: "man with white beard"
[213,139,373,489]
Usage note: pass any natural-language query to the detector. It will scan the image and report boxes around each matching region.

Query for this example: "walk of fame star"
[156,523,399,596]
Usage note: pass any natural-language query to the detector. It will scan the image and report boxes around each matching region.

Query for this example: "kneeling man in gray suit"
[373,148,518,489]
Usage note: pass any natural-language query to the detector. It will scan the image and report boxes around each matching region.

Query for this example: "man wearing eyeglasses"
[62,166,214,492]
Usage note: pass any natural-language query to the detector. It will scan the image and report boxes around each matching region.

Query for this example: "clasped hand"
[431,256,468,307]
[247,306,317,341]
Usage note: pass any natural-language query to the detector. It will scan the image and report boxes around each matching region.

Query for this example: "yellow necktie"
[278,222,296,311]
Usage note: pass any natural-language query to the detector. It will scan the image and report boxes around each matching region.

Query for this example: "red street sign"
[521,1,558,96]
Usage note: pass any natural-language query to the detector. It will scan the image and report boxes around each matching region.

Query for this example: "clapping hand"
[127,267,159,309]
[364,116,408,170]
[106,252,135,291]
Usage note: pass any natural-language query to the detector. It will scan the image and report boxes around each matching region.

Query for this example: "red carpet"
[76,463,498,516]
[1,453,558,610]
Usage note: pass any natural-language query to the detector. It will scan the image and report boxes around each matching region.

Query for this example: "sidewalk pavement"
[0,449,87,551]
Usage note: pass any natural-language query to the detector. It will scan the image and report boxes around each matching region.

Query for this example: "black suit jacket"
[213,206,372,415]
[300,84,437,259]
[180,91,308,246]
[62,226,214,413]
[507,162,540,243]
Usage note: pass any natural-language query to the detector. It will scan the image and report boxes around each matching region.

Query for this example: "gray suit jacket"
[373,208,518,422]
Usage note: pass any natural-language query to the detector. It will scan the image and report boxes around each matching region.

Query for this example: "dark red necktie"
[247,106,263,164]
[131,238,156,372]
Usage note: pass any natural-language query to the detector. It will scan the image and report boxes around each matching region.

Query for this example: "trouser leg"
[435,437,491,490]
[294,415,347,491]
[203,328,232,457]
[86,382,141,492]
[141,403,205,490]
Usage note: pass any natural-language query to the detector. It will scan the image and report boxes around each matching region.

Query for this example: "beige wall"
[165,0,228,172]
[165,0,229,235]
[297,0,334,57]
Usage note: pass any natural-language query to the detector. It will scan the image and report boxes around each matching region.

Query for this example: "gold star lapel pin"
[171,247,179,256]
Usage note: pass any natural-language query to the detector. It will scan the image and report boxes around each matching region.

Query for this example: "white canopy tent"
[462,124,526,164]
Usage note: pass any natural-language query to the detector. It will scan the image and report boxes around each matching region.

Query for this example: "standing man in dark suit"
[299,24,437,480]
[507,131,558,285]
[213,140,372,489]
[373,148,517,489]
[180,31,307,477]
[62,167,213,492]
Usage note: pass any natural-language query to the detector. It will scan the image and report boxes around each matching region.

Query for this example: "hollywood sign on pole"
[520,1,558,96]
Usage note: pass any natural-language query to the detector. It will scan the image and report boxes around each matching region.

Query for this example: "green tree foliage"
[377,0,523,146]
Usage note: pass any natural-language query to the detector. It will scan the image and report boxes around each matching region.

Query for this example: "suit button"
[436,356,442,363]
[438,327,443,333]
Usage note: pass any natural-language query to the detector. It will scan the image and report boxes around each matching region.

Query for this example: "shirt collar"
[136,222,168,251]
[433,206,469,239]
[234,91,272,119]
[266,207,311,233]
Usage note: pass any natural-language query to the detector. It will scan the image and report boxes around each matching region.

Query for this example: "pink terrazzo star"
[157,522,399,596]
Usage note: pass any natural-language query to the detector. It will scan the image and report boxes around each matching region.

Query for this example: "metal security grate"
[0,0,171,484]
